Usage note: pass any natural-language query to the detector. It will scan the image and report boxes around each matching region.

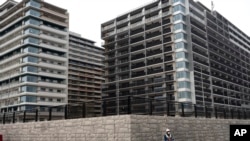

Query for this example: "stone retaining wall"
[0,115,249,141]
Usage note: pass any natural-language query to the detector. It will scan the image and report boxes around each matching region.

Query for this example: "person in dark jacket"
[164,128,174,141]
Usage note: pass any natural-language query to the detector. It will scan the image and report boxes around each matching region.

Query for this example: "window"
[176,61,189,69]
[178,91,191,99]
[25,9,40,17]
[20,96,37,103]
[178,81,190,88]
[175,42,187,49]
[26,0,41,8]
[173,5,185,13]
[23,56,38,63]
[173,14,186,22]
[174,23,186,31]
[40,97,45,101]
[22,66,38,73]
[176,52,188,59]
[41,87,46,91]
[173,0,185,4]
[175,33,187,40]
[22,75,38,82]
[176,71,190,78]
[25,28,40,35]
[24,37,39,44]
[23,46,39,53]
[20,105,36,111]
[25,18,40,26]
[21,86,37,92]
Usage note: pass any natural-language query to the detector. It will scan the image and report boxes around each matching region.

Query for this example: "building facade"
[0,0,104,117]
[101,0,250,115]
[68,32,104,116]
[0,0,69,112]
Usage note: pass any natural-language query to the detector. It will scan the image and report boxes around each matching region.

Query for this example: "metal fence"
[1,96,250,124]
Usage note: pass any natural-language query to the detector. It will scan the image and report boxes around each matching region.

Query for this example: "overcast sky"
[1,0,249,46]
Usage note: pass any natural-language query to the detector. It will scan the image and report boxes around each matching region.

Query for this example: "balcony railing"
[146,15,161,22]
[146,31,161,39]
[145,7,159,14]
[146,22,161,30]
[130,13,143,20]
[131,45,144,52]
[146,40,162,48]
[130,21,144,29]
[131,53,145,60]
[117,18,128,25]
[147,58,163,66]
[131,36,144,44]
[131,62,145,69]
[146,49,162,56]
[148,68,163,74]
[132,71,145,77]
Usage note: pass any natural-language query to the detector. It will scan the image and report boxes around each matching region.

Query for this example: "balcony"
[164,46,172,52]
[132,71,145,78]
[146,49,162,56]
[195,87,202,91]
[192,29,207,40]
[131,45,144,52]
[214,99,224,104]
[130,21,144,29]
[163,36,172,43]
[163,27,171,34]
[146,22,161,30]
[146,31,161,39]
[147,68,163,74]
[193,47,208,57]
[146,40,162,48]
[131,53,145,60]
[163,18,171,25]
[131,36,144,44]
[203,89,211,93]
[118,59,129,65]
[119,83,130,89]
[117,26,129,33]
[117,42,129,48]
[147,58,163,66]
[192,38,207,49]
[132,62,145,69]
[145,15,161,23]
[193,57,209,66]
[130,13,143,20]
[131,27,144,35]
[117,18,128,25]
[213,90,224,96]
[102,24,115,31]
[145,7,159,14]
[161,2,170,8]
[164,56,173,62]
[196,96,203,101]
[104,31,115,37]
[203,79,210,84]
[103,86,116,91]
[165,66,173,71]
[131,81,145,87]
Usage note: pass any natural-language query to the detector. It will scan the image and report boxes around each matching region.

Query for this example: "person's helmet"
[166,128,170,132]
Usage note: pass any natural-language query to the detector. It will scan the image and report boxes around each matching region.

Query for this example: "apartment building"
[0,0,69,113]
[68,32,104,116]
[101,0,250,115]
